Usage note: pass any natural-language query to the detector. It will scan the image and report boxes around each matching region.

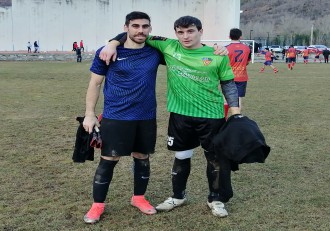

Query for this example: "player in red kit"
[287,45,296,70]
[226,28,251,110]
[302,47,309,64]
[314,49,323,63]
[259,48,278,74]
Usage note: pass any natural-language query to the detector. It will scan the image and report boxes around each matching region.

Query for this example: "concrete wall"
[0,0,240,52]
[0,52,95,61]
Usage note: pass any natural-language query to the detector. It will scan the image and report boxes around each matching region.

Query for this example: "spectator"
[80,40,84,52]
[323,48,330,63]
[33,41,39,53]
[76,47,82,62]
[72,42,78,52]
[27,42,32,53]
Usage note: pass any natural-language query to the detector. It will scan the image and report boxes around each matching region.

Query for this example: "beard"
[128,34,147,44]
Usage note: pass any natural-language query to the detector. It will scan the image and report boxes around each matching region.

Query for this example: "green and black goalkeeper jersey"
[147,36,234,119]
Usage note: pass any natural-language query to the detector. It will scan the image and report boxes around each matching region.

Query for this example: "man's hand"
[99,41,120,65]
[213,44,229,56]
[83,115,99,134]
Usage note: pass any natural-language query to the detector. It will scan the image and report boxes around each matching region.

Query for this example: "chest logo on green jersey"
[202,57,213,66]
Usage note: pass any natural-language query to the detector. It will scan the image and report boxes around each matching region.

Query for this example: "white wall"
[0,0,240,51]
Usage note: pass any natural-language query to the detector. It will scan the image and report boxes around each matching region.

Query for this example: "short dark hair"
[174,16,202,31]
[265,48,269,51]
[125,11,151,26]
[229,28,242,40]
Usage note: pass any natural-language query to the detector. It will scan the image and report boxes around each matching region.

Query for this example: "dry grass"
[0,61,329,231]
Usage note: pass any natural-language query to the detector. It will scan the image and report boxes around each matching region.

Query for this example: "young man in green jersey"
[101,15,240,217]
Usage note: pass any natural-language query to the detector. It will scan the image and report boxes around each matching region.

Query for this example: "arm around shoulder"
[99,32,127,64]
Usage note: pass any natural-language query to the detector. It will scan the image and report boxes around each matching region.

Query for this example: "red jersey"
[287,47,296,58]
[264,51,272,61]
[226,42,251,82]
[302,49,309,57]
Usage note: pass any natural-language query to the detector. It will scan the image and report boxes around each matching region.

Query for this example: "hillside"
[240,0,330,46]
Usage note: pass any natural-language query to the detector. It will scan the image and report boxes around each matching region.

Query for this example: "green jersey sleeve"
[146,35,175,52]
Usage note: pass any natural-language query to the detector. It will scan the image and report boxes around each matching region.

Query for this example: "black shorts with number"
[100,118,157,157]
[167,113,225,152]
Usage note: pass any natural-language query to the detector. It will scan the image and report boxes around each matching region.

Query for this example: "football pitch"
[0,61,329,230]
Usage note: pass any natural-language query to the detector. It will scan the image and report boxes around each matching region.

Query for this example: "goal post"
[201,39,255,63]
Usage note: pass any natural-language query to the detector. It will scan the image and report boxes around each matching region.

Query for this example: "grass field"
[0,61,329,231]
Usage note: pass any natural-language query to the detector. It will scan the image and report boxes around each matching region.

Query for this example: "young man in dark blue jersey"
[82,11,164,224]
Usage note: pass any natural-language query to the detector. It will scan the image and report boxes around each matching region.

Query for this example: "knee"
[94,158,118,182]
[204,150,217,162]
[101,155,120,161]
[133,157,150,168]
[175,149,193,160]
[132,152,149,160]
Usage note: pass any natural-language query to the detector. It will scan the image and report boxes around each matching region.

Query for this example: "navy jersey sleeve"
[90,46,109,76]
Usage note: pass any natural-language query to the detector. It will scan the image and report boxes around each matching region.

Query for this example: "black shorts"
[167,113,225,152]
[100,118,157,157]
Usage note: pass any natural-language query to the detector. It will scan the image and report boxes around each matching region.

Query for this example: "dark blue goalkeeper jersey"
[90,45,163,120]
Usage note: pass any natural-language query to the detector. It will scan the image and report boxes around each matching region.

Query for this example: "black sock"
[133,157,150,195]
[93,158,118,203]
[172,158,191,199]
[206,152,233,203]
[206,156,220,201]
